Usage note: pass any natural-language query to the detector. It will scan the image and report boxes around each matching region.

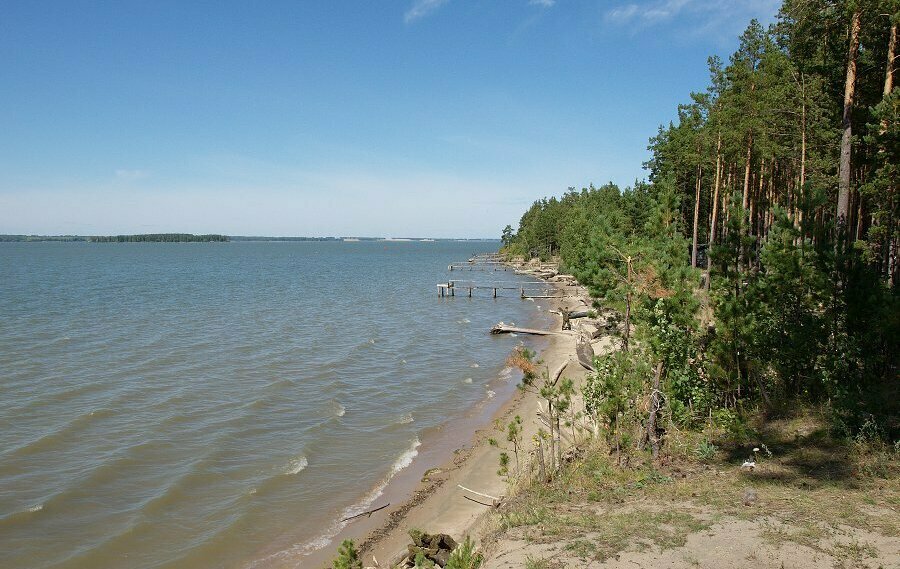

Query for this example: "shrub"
[446,536,484,569]
[332,539,362,569]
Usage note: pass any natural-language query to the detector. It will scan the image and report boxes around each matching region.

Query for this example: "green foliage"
[507,1,898,441]
[413,552,436,568]
[445,536,484,569]
[583,351,649,449]
[332,539,362,569]
[694,439,719,461]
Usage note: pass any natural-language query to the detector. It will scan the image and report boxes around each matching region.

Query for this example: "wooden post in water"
[468,287,472,298]
[493,287,497,298]
[520,287,525,298]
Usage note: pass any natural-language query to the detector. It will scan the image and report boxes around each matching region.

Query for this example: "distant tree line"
[503,0,898,439]
[89,234,229,242]
[230,236,341,241]
[0,235,87,242]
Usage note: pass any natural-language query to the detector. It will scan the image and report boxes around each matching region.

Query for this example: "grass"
[523,557,563,569]
[485,407,899,566]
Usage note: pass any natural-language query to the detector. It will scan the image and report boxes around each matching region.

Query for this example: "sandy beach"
[298,267,599,569]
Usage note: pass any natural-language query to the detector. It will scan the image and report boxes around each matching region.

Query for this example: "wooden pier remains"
[437,282,585,299]
[438,254,586,299]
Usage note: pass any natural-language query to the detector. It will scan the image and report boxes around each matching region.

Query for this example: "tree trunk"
[536,436,546,482]
[800,73,807,188]
[708,134,723,278]
[623,256,633,351]
[548,403,556,473]
[886,22,897,284]
[883,22,897,135]
[837,8,861,231]
[799,81,807,229]
[692,164,702,267]
[742,133,753,211]
[647,362,664,462]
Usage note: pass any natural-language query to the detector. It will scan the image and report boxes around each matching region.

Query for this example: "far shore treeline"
[502,0,898,440]
[0,234,499,243]
[0,233,230,243]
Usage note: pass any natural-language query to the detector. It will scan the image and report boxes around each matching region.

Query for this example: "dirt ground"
[478,412,899,569]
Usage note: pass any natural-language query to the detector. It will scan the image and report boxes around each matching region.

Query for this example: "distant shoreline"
[0,234,500,243]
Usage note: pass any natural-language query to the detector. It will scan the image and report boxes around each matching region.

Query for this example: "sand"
[297,276,595,568]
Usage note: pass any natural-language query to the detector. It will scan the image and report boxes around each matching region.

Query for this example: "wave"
[247,438,421,566]
[470,363,479,368]
[462,377,473,384]
[0,502,43,530]
[4,407,116,459]
[498,366,515,381]
[332,401,346,417]
[457,318,471,324]
[389,437,421,475]
[397,413,414,425]
[285,456,308,475]
[486,390,497,399]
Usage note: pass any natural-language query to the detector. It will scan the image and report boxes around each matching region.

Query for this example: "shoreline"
[296,263,593,568]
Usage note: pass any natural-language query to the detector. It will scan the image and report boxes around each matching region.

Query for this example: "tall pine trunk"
[884,22,897,284]
[882,22,896,135]
[692,164,702,267]
[799,77,807,229]
[708,133,723,275]
[742,133,753,211]
[837,9,861,232]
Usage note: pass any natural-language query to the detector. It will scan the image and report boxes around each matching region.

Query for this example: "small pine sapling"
[332,539,362,569]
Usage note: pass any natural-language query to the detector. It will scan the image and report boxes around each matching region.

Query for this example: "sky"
[0,0,781,238]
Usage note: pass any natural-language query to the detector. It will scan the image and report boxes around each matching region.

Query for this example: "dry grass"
[483,408,899,566]
[505,347,538,379]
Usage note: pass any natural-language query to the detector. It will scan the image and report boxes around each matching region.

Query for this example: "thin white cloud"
[606,0,690,25]
[404,0,450,24]
[529,0,557,7]
[606,4,639,24]
[604,0,780,37]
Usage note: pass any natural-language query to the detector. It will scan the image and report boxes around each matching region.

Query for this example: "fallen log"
[340,502,390,523]
[457,484,502,507]
[575,333,596,371]
[490,323,574,336]
[549,309,590,319]
[549,359,572,387]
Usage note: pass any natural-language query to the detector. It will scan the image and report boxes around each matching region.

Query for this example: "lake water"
[0,241,551,568]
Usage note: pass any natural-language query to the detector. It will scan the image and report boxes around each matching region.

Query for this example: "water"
[0,241,550,568]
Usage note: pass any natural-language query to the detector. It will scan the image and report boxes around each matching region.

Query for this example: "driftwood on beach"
[575,334,596,371]
[490,323,574,336]
[340,502,390,523]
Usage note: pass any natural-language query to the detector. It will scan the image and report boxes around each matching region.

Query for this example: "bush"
[694,439,718,461]
[332,539,362,569]
[446,536,484,569]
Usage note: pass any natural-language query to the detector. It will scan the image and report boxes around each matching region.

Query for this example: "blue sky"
[0,0,780,237]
